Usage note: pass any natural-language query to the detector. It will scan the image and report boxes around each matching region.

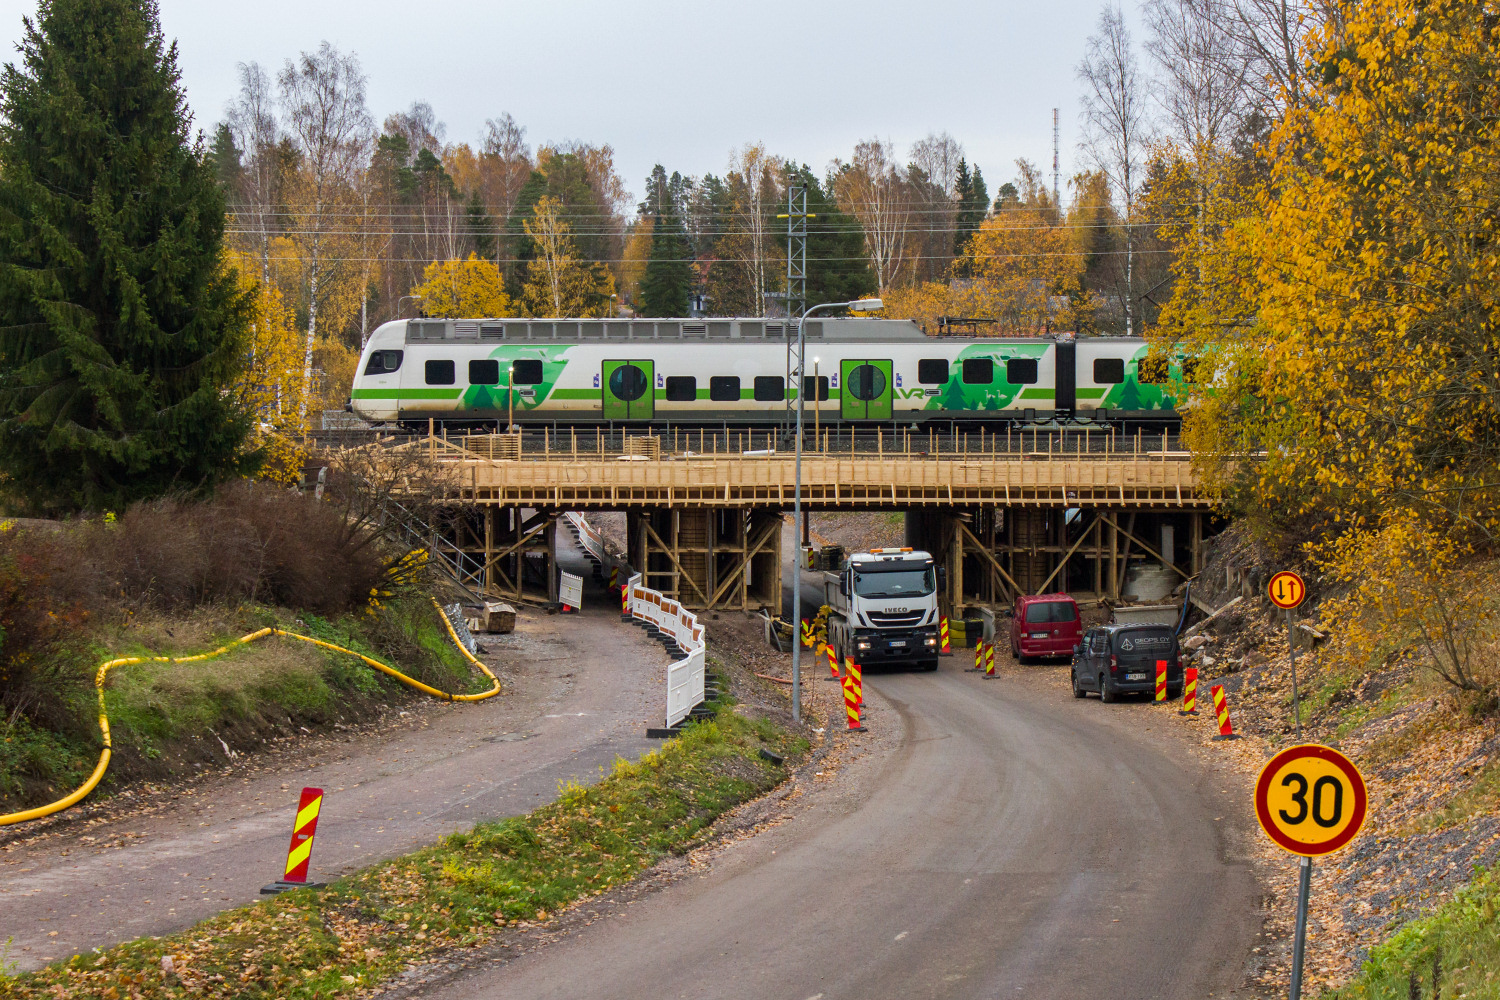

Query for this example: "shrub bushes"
[0,482,393,729]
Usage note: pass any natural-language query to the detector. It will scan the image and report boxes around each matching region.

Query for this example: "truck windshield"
[853,568,935,598]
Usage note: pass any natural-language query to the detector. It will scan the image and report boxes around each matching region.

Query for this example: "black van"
[1070,623,1183,703]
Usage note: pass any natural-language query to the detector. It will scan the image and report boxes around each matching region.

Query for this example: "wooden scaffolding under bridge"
[440,506,560,605]
[628,509,783,612]
[347,428,1215,614]
[906,508,1212,616]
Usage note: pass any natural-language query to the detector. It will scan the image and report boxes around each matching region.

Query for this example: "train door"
[1054,341,1077,417]
[602,360,655,420]
[840,359,894,420]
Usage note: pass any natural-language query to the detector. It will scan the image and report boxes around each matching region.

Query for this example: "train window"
[608,364,648,402]
[801,375,830,401]
[512,359,544,385]
[1093,358,1125,384]
[847,364,887,401]
[918,359,949,384]
[1138,356,1169,384]
[709,376,740,402]
[1005,357,1038,384]
[425,360,455,385]
[363,350,403,375]
[665,376,697,401]
[754,376,785,402]
[469,359,500,386]
[963,358,994,384]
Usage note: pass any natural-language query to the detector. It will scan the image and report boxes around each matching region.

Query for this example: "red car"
[1008,593,1083,664]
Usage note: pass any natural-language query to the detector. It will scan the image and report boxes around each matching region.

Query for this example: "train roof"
[394,317,1148,346]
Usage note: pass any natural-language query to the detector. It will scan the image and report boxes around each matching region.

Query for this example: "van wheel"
[1071,670,1086,698]
[1100,675,1116,703]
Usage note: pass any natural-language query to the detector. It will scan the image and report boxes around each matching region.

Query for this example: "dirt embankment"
[1183,531,1500,995]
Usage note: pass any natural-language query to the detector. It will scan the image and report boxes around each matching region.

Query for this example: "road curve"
[0,599,665,972]
[425,661,1261,1000]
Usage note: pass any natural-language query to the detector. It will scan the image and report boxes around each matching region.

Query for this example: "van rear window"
[1112,629,1174,653]
[1024,601,1076,624]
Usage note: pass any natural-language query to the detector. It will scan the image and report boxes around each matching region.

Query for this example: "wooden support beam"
[479,515,555,576]
[642,520,709,603]
[1033,518,1099,595]
[1099,513,1193,581]
[706,519,781,609]
[956,520,1023,601]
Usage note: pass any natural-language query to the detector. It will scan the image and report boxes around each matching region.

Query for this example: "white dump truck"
[824,548,941,672]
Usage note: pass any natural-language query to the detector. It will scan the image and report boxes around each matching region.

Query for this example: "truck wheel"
[924,658,939,672]
[1100,674,1116,703]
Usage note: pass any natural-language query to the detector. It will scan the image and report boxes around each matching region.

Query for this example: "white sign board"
[559,570,584,609]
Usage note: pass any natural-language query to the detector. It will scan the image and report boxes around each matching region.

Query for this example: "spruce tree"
[639,166,692,316]
[953,159,989,257]
[0,0,254,513]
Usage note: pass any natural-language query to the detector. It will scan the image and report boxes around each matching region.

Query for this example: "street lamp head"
[848,298,883,311]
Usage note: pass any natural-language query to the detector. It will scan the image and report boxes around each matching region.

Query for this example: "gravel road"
[412,659,1264,1000]
[0,596,666,971]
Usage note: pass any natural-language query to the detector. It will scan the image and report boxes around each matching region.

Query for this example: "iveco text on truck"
[824,548,941,672]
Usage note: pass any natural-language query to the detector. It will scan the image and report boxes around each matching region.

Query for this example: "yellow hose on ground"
[0,598,500,827]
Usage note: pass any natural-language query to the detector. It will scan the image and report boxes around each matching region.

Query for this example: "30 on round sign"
[1268,570,1307,610]
[1255,744,1368,856]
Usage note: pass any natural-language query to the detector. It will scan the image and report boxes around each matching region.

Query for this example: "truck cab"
[824,548,941,672]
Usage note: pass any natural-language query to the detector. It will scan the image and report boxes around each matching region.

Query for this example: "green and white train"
[348,317,1191,428]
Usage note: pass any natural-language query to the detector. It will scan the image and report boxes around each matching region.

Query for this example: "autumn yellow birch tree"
[521,196,613,316]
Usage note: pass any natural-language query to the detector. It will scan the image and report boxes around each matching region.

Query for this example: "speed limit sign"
[1256,743,1368,1000]
[1255,744,1368,856]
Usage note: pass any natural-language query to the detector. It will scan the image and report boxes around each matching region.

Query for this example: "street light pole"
[790,298,882,725]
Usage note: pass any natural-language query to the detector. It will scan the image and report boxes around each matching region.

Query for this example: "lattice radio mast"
[1052,108,1061,209]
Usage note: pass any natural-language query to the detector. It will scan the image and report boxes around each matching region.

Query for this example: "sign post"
[1255,744,1368,1000]
[1268,571,1308,738]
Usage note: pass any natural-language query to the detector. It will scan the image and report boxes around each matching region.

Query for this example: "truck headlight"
[856,641,872,651]
[923,636,937,646]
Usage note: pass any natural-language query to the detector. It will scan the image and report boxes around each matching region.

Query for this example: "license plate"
[1126,672,1147,681]
[1031,632,1049,639]
[889,640,907,647]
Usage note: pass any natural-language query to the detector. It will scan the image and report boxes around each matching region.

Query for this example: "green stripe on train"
[351,388,462,400]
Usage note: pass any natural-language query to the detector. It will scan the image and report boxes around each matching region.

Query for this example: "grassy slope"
[0,597,474,809]
[0,705,805,997]
[1327,868,1500,999]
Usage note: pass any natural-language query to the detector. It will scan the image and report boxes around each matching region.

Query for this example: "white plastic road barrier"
[625,580,706,727]
[564,511,631,583]
[559,570,584,609]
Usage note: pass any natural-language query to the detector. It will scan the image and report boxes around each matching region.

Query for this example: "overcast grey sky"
[0,0,1145,203]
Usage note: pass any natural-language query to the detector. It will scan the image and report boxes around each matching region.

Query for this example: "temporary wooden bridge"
[372,428,1214,615]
